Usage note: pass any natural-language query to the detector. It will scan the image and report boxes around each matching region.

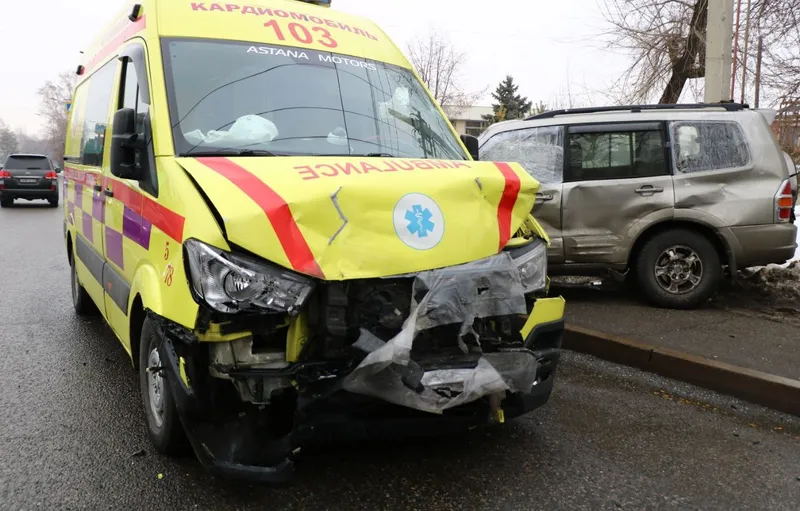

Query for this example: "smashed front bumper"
[154,244,564,483]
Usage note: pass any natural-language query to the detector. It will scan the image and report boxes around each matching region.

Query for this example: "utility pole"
[754,36,763,108]
[739,0,753,104]
[730,0,743,99]
[706,0,736,103]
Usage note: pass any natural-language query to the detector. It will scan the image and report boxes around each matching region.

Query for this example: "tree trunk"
[659,0,709,104]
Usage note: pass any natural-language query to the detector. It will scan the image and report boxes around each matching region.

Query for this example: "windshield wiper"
[183,149,278,157]
[314,152,397,158]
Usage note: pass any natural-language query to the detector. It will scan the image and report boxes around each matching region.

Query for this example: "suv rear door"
[670,119,777,225]
[479,125,566,263]
[561,122,674,266]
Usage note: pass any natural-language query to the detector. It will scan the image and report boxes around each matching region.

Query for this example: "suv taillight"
[45,171,57,179]
[0,170,10,178]
[775,179,795,223]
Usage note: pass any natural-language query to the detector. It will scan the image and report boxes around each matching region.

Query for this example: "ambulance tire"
[139,317,189,456]
[70,251,96,316]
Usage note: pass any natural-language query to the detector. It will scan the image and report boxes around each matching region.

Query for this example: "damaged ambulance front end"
[146,20,564,483]
[152,154,565,483]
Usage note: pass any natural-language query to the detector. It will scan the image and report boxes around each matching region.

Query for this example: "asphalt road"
[2,199,800,510]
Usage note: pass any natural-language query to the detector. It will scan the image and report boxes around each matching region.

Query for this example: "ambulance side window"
[119,52,157,196]
[79,60,116,167]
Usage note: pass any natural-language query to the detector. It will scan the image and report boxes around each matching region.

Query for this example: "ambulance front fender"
[129,263,166,319]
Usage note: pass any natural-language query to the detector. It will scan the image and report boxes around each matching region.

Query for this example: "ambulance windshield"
[162,38,467,160]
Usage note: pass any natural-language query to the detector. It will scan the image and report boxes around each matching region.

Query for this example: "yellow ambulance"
[63,0,565,482]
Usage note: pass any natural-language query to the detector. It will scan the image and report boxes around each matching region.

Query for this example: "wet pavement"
[2,200,800,510]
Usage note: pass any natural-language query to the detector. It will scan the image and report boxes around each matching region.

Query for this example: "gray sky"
[0,0,629,134]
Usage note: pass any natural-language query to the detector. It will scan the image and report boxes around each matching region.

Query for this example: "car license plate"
[19,178,37,184]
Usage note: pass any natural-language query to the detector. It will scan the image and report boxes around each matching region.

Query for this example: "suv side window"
[670,121,750,173]
[480,126,564,184]
[566,125,667,182]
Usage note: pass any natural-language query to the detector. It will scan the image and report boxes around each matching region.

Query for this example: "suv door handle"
[104,188,114,198]
[536,192,554,202]
[634,185,664,194]
[93,184,102,192]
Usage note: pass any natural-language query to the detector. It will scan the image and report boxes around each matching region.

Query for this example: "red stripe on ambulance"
[84,16,147,72]
[105,176,185,243]
[65,168,185,243]
[493,162,521,251]
[196,157,324,278]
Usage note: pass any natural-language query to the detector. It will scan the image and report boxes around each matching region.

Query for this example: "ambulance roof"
[79,0,408,77]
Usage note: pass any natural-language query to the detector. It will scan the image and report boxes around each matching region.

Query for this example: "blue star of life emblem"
[405,204,435,238]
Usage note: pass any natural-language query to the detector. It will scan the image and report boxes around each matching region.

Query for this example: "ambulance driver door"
[102,41,155,343]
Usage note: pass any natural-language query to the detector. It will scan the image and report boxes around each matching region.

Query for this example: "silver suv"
[478,103,798,309]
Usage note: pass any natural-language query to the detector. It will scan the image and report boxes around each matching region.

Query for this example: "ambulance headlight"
[184,239,315,315]
[511,238,548,294]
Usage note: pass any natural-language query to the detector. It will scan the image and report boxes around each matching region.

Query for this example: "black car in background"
[0,154,61,208]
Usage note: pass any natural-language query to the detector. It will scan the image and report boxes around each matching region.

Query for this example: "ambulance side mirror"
[461,134,479,160]
[110,107,146,181]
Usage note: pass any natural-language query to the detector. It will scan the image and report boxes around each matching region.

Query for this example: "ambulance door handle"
[104,188,114,198]
[93,184,102,192]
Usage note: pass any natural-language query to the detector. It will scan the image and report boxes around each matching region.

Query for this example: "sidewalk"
[558,284,800,381]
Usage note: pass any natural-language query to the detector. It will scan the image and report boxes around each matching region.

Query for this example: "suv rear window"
[4,155,51,170]
[671,121,750,173]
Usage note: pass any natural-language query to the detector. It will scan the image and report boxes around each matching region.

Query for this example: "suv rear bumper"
[0,189,58,200]
[725,223,798,268]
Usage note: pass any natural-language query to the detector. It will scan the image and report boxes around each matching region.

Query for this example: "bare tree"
[0,119,19,162]
[16,130,51,155]
[600,0,800,106]
[37,71,75,165]
[406,30,486,115]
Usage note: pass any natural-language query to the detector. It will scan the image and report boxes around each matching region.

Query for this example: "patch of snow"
[734,261,800,309]
[794,206,800,262]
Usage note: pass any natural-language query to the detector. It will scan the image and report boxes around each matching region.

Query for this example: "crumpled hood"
[176,156,538,280]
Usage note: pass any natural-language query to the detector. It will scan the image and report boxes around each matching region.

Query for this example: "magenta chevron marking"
[82,211,93,243]
[92,191,105,222]
[105,227,124,269]
[122,206,152,249]
[74,183,84,210]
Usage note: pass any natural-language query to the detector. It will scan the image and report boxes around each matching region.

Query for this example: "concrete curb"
[563,324,800,417]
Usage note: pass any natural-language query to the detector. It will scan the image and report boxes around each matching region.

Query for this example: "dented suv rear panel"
[61,0,565,483]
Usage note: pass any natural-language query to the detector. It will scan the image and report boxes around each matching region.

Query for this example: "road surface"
[2,200,800,510]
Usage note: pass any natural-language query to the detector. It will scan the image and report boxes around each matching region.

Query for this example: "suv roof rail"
[524,102,750,121]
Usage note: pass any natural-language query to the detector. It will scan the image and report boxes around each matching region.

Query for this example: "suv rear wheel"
[0,197,12,208]
[635,229,721,309]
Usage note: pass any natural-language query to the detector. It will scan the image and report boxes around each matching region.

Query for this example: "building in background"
[444,105,493,137]
[773,98,800,162]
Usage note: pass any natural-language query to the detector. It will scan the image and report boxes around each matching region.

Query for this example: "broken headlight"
[512,238,548,294]
[184,239,315,315]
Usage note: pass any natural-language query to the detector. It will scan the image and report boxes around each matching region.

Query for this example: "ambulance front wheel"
[139,317,188,455]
